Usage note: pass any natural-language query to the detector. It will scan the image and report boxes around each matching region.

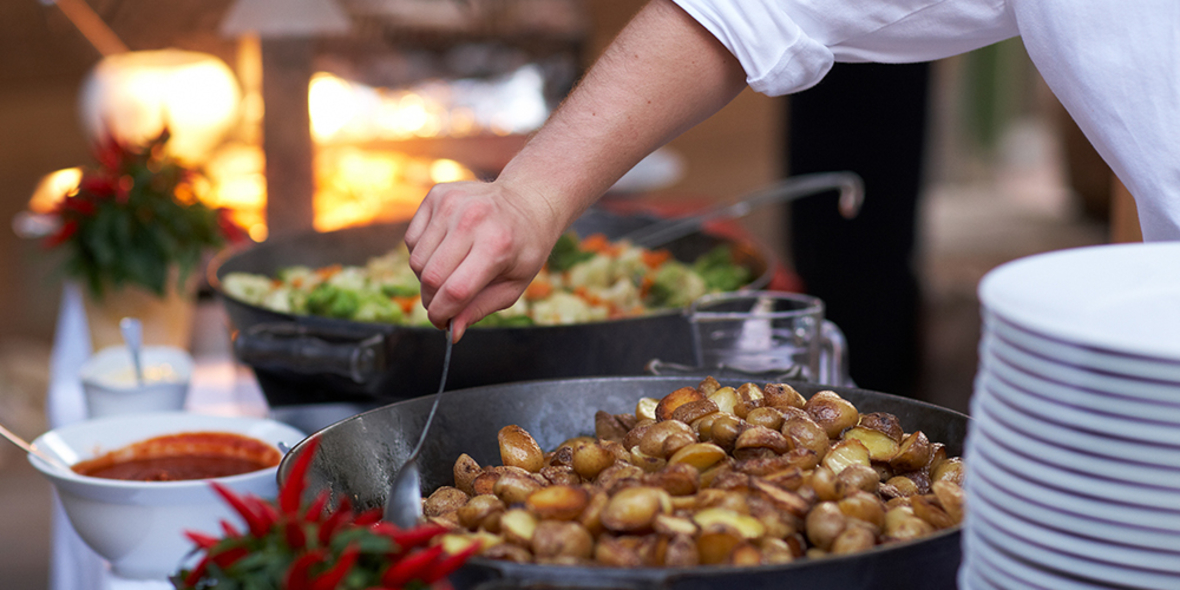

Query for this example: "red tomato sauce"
[72,431,281,482]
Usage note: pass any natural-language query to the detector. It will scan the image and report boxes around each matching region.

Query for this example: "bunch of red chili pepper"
[174,438,479,590]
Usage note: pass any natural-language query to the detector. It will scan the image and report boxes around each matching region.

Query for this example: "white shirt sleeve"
[1014,0,1180,241]
[673,0,1180,241]
[672,0,1018,95]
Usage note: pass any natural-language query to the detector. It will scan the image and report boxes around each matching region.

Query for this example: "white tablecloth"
[47,284,270,590]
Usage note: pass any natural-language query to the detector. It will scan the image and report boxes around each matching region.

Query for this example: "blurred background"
[0,1,1130,586]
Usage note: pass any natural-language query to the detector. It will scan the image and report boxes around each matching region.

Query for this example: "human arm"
[404,0,748,340]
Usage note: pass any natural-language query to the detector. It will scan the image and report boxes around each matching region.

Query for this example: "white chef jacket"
[673,0,1180,242]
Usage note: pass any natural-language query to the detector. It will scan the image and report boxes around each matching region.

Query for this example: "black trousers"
[787,61,931,397]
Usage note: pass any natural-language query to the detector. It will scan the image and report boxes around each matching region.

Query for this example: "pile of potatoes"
[423,378,966,567]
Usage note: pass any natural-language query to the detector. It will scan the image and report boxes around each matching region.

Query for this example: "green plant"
[45,129,244,299]
[174,438,478,590]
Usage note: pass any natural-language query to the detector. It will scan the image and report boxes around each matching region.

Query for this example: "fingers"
[450,280,532,343]
[424,235,519,328]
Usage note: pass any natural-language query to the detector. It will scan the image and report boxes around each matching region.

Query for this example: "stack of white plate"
[959,242,1180,590]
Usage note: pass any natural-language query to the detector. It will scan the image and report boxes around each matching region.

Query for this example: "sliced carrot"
[641,249,672,269]
[315,264,342,280]
[573,286,605,307]
[580,233,610,253]
[525,278,554,301]
[394,295,420,314]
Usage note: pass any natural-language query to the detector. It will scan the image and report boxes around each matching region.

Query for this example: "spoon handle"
[119,317,144,385]
[408,323,454,460]
[0,423,71,472]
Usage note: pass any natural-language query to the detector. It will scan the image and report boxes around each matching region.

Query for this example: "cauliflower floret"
[531,292,598,325]
[597,277,642,312]
[261,287,294,313]
[566,254,613,290]
[277,265,322,290]
[221,272,276,306]
[613,244,649,283]
[327,266,367,291]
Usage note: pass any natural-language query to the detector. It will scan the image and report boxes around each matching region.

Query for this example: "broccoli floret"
[547,232,594,272]
[647,262,708,308]
[306,283,360,319]
[353,292,403,323]
[692,245,752,292]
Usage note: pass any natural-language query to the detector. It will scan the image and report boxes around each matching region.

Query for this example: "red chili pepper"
[246,495,279,531]
[286,519,308,551]
[310,543,360,590]
[183,555,211,587]
[381,544,445,587]
[183,530,221,550]
[420,541,481,584]
[210,482,269,537]
[353,507,383,526]
[281,437,321,514]
[317,496,353,545]
[285,549,327,590]
[385,524,449,553]
[210,546,249,569]
[305,490,331,523]
[220,519,242,538]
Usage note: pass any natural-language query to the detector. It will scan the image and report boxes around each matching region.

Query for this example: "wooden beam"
[260,38,316,238]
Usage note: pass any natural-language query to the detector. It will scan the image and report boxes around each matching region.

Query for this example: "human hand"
[404,180,563,341]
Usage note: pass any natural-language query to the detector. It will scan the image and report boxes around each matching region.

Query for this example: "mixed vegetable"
[221,233,752,327]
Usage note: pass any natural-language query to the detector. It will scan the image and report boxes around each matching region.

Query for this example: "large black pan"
[208,210,774,407]
[278,376,968,590]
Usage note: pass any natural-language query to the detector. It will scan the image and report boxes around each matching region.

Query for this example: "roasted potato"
[434,378,964,569]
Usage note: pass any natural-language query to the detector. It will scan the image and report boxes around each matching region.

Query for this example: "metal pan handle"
[232,323,386,385]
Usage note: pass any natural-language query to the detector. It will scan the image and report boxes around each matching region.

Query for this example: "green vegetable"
[547,232,595,272]
[647,261,708,308]
[693,245,752,292]
[306,284,360,319]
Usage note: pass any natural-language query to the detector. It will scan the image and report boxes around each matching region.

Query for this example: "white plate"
[963,522,1124,590]
[969,449,1180,543]
[970,492,1180,583]
[979,365,1180,460]
[985,310,1180,383]
[965,416,1180,511]
[970,452,1180,551]
[978,242,1180,361]
[983,341,1180,422]
[983,338,1180,444]
[983,331,1180,405]
[973,383,1180,490]
[976,366,1180,466]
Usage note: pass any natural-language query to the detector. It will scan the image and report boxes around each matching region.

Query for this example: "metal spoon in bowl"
[119,317,145,386]
[0,422,73,474]
[384,322,454,528]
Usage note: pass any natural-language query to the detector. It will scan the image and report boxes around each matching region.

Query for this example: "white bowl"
[29,412,306,580]
[80,345,194,418]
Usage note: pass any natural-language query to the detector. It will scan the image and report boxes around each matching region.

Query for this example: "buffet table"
[47,284,370,590]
